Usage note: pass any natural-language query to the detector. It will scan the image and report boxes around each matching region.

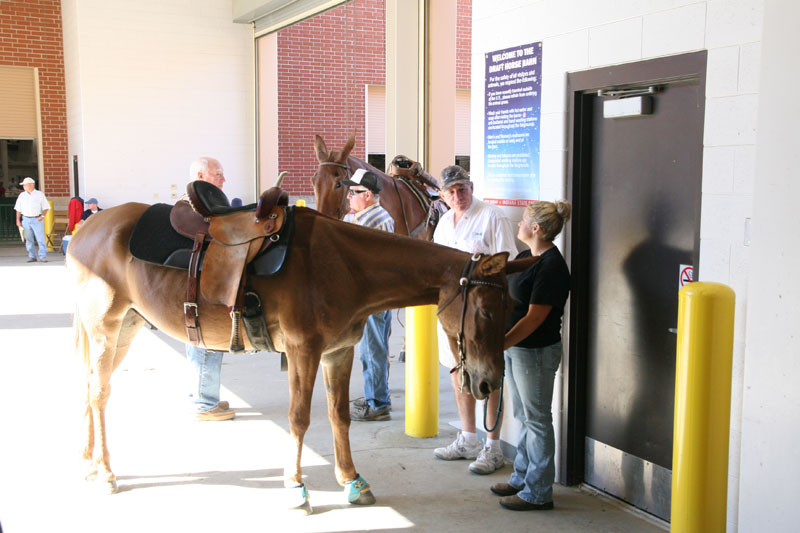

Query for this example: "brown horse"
[67,202,533,512]
[311,135,439,240]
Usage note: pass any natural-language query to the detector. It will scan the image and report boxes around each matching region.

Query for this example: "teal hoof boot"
[345,474,376,505]
[288,484,312,515]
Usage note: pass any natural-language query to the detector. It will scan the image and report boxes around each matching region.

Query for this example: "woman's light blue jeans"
[504,342,562,505]
[359,310,392,410]
[185,344,224,412]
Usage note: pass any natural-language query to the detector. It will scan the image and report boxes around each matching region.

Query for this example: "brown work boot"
[499,494,553,511]
[217,401,229,410]
[491,482,521,496]
[196,406,235,421]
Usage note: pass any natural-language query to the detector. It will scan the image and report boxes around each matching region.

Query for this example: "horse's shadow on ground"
[114,465,351,514]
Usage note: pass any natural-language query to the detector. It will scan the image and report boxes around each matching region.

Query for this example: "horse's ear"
[314,135,328,162]
[339,134,356,162]
[506,256,539,275]
[477,252,509,276]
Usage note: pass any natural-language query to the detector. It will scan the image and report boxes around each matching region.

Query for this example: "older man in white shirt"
[433,165,518,475]
[14,177,50,263]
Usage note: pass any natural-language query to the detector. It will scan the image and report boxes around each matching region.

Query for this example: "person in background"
[81,198,102,220]
[490,200,571,511]
[432,165,518,474]
[342,168,395,421]
[183,156,234,421]
[14,177,50,263]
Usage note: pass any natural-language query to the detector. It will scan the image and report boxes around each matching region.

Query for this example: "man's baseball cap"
[21,177,35,185]
[439,165,471,191]
[342,168,382,193]
[87,198,98,205]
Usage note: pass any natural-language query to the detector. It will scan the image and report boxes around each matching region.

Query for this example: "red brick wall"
[456,0,472,90]
[277,0,385,196]
[276,0,471,196]
[0,0,69,198]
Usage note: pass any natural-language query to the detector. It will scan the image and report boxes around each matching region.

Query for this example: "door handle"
[668,328,678,334]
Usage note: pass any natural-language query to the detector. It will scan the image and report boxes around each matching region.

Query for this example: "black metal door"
[566,52,706,521]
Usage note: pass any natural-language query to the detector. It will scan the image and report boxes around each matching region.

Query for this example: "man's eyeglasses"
[347,189,370,196]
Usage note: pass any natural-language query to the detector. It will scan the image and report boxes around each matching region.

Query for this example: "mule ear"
[506,256,539,275]
[314,135,328,162]
[477,252,509,276]
[339,134,356,162]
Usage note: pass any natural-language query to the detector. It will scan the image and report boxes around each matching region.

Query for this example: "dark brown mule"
[67,204,534,511]
[311,135,438,240]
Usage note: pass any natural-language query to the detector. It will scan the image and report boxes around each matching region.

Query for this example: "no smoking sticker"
[679,264,694,290]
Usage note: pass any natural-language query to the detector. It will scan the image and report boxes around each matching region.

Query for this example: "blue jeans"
[504,342,562,504]
[185,344,224,412]
[21,217,47,259]
[358,310,391,410]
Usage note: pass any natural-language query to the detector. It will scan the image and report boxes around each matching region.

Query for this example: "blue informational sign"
[483,42,542,206]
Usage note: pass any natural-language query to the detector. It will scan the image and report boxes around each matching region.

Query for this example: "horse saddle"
[129,182,292,352]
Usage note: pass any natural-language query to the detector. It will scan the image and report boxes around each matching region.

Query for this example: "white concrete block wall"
[738,3,800,529]
[61,0,85,198]
[473,1,765,529]
[61,0,255,208]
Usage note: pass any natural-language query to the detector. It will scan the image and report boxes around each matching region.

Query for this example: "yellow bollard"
[44,200,55,251]
[405,304,439,437]
[671,282,735,532]
[296,199,306,207]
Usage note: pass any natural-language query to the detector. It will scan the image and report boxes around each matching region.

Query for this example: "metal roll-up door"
[455,89,470,156]
[0,66,38,139]
[367,85,386,156]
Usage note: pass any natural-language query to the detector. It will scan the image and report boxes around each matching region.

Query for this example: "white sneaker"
[434,432,482,460]
[469,446,506,474]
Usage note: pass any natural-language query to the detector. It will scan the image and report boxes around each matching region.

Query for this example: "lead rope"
[483,374,504,433]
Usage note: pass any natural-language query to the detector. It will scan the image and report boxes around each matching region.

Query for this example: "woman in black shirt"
[491,200,571,511]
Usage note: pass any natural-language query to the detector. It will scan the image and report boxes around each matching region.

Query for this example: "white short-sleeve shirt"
[433,198,518,367]
[14,189,49,217]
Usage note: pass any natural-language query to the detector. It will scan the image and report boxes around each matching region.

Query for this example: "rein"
[391,178,412,235]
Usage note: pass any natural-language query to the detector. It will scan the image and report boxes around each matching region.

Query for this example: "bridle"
[318,161,352,220]
[436,253,506,394]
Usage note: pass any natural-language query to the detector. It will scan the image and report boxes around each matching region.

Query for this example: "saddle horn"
[256,187,289,221]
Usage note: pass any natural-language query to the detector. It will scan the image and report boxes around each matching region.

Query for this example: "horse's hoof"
[84,476,118,494]
[344,474,376,505]
[104,479,119,494]
[287,484,312,515]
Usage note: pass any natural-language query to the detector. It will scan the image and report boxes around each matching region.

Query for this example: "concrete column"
[425,0,456,175]
[257,33,279,194]
[385,0,423,161]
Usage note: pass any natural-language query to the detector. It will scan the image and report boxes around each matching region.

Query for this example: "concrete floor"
[0,243,666,532]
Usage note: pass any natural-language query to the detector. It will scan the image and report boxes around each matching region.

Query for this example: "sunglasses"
[347,189,370,196]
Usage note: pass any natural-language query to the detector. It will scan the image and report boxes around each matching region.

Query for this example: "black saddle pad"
[248,206,295,276]
[129,203,197,267]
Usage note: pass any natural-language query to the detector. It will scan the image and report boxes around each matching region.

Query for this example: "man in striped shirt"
[342,169,395,421]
